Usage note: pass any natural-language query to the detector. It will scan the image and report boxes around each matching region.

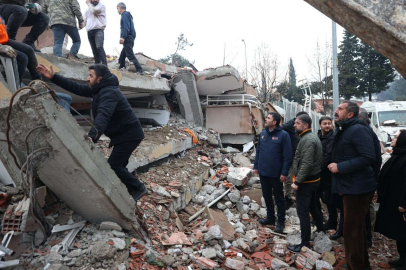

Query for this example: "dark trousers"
[331,193,344,233]
[0,4,49,43]
[119,35,142,71]
[87,29,107,66]
[343,192,374,270]
[52,24,81,57]
[397,240,406,263]
[259,175,285,223]
[296,181,324,245]
[108,140,143,193]
[316,173,337,226]
[6,39,41,81]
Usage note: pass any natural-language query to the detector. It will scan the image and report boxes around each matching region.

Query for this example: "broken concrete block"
[162,255,175,266]
[202,247,216,259]
[256,208,267,219]
[227,189,241,203]
[247,176,260,186]
[204,225,223,241]
[236,201,249,214]
[316,260,334,270]
[225,257,245,270]
[322,251,336,266]
[313,232,332,253]
[92,241,116,261]
[271,258,290,270]
[295,246,320,269]
[151,185,171,198]
[287,232,302,246]
[217,202,226,210]
[100,222,122,232]
[242,195,251,204]
[192,195,205,205]
[227,167,252,186]
[249,202,260,213]
[225,201,233,208]
[233,153,252,167]
[204,207,235,240]
[109,238,126,250]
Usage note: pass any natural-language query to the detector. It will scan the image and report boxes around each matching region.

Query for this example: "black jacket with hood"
[51,72,144,146]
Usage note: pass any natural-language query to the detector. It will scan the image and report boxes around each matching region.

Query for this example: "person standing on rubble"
[287,114,324,253]
[42,0,84,59]
[83,0,107,66]
[116,2,143,73]
[36,63,148,201]
[281,111,308,209]
[0,0,49,52]
[328,101,376,270]
[316,116,336,230]
[254,112,292,233]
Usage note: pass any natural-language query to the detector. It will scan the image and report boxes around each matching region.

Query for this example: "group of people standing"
[254,101,406,270]
[0,0,143,85]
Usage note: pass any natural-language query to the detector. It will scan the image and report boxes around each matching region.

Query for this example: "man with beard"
[254,112,292,233]
[316,116,337,230]
[36,64,148,201]
[287,114,324,253]
[328,101,376,270]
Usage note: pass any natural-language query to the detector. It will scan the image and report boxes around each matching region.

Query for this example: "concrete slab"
[135,53,178,75]
[196,66,243,96]
[304,0,406,79]
[0,87,146,237]
[203,207,235,241]
[34,53,171,103]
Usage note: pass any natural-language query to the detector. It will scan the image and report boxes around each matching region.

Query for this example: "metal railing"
[205,94,260,106]
[282,97,322,132]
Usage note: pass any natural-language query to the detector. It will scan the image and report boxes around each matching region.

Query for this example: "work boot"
[67,53,80,60]
[135,68,143,74]
[259,217,275,226]
[274,223,285,234]
[131,184,147,201]
[323,221,337,231]
[285,196,294,209]
[288,243,310,253]
[389,258,405,268]
[329,230,343,240]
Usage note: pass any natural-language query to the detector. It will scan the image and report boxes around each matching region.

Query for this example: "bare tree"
[172,33,193,65]
[249,43,281,103]
[307,40,333,114]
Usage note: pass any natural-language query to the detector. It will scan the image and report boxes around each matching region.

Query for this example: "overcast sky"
[75,0,343,81]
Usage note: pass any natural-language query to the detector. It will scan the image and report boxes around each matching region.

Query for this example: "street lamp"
[242,39,247,81]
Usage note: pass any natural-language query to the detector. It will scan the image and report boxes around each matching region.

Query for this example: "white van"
[360,101,406,146]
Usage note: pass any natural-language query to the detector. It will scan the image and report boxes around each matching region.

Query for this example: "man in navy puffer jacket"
[37,63,147,201]
[254,112,292,233]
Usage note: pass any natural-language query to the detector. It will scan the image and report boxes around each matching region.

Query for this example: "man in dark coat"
[281,111,308,208]
[117,2,143,73]
[317,116,336,230]
[0,0,49,51]
[375,130,406,269]
[329,101,376,270]
[254,112,292,233]
[36,64,147,201]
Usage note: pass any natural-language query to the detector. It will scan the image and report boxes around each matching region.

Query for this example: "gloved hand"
[0,45,17,58]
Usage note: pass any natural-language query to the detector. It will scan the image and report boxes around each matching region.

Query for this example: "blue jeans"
[52,24,81,57]
[55,93,72,112]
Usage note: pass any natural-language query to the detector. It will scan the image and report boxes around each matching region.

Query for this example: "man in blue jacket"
[254,112,292,233]
[117,2,143,73]
[328,101,376,270]
[36,64,147,201]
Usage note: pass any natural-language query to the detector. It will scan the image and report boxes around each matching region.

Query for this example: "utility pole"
[242,39,247,81]
[332,21,339,113]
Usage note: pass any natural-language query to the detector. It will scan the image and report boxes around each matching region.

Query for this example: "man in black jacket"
[36,64,147,201]
[329,101,376,270]
[316,116,336,230]
[281,111,308,208]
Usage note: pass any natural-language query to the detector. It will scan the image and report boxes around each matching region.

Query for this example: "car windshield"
[378,111,406,126]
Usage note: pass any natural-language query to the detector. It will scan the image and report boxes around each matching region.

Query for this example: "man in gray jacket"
[288,114,324,253]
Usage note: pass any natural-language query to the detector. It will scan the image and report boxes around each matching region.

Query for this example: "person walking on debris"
[42,0,84,59]
[281,111,308,209]
[329,101,377,270]
[316,116,336,230]
[375,130,406,270]
[288,114,324,253]
[0,0,49,51]
[36,64,148,201]
[117,2,143,73]
[84,0,107,66]
[253,112,292,233]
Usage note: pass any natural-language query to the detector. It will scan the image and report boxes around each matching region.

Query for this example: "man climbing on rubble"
[36,63,148,201]
[254,112,292,233]
[329,101,376,270]
[117,2,143,73]
[281,111,308,209]
[0,0,49,52]
[288,114,324,253]
[42,0,84,59]
[84,0,107,66]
